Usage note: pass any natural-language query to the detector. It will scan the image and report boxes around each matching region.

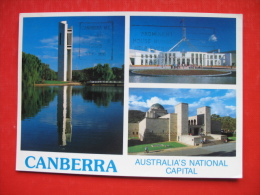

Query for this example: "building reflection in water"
[57,86,72,146]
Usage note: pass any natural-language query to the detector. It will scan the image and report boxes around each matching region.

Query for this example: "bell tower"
[58,21,73,81]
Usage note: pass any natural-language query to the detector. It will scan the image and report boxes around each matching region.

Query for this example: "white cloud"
[147,97,179,107]
[73,36,96,44]
[165,89,211,99]
[37,45,58,50]
[189,96,216,109]
[187,89,211,98]
[73,47,89,57]
[210,102,236,117]
[225,105,236,111]
[40,36,58,44]
[37,55,57,60]
[189,101,202,109]
[39,36,58,50]
[129,95,147,110]
[129,96,179,111]
[129,89,236,117]
[130,101,148,108]
[222,90,236,99]
[209,34,217,42]
[129,95,142,102]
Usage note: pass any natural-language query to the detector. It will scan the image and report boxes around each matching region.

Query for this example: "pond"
[129,70,236,84]
[21,86,124,155]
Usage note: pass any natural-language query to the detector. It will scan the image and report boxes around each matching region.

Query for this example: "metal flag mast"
[158,18,199,66]
[168,19,199,52]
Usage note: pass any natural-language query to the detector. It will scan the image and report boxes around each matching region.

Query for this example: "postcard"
[17,12,242,178]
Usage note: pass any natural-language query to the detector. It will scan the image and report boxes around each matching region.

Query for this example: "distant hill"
[128,110,145,123]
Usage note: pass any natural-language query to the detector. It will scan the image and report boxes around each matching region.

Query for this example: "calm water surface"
[129,71,236,84]
[21,86,123,154]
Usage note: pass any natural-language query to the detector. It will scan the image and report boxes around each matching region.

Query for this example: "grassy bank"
[43,80,68,84]
[128,141,187,153]
[34,80,82,86]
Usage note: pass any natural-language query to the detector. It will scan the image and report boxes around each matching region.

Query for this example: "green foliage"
[93,63,104,80]
[211,114,236,131]
[211,114,221,121]
[79,64,124,83]
[128,110,145,123]
[72,70,85,82]
[91,63,115,81]
[112,65,124,81]
[102,63,115,81]
[22,52,57,87]
[128,141,187,153]
[41,63,57,81]
[22,52,41,87]
[221,116,236,131]
[82,68,94,82]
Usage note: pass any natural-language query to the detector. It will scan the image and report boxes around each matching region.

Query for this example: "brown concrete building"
[129,103,226,146]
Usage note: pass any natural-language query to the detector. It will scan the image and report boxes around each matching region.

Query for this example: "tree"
[22,52,42,87]
[112,65,124,81]
[22,52,57,87]
[93,63,104,80]
[221,116,236,131]
[211,114,221,121]
[211,114,236,131]
[76,63,124,83]
[102,63,115,81]
[72,70,84,82]
[41,63,57,81]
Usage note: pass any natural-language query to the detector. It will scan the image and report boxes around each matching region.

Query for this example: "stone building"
[128,103,226,146]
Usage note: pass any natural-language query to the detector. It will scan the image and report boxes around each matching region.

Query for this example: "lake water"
[129,71,236,84]
[21,86,123,155]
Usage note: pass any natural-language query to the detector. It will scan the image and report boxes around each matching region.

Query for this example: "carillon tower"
[58,21,73,81]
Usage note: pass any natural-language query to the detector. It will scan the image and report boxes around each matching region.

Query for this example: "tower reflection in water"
[57,86,72,147]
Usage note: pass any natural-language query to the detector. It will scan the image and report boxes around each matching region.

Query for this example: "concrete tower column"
[197,106,211,134]
[175,103,189,136]
[58,21,73,81]
[67,27,73,81]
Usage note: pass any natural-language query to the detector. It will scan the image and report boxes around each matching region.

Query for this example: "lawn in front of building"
[128,141,187,153]
[228,136,236,141]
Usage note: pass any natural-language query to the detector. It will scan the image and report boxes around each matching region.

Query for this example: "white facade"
[58,21,73,81]
[130,49,232,66]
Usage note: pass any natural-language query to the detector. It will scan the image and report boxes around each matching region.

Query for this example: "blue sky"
[22,16,125,71]
[130,16,236,53]
[129,88,236,118]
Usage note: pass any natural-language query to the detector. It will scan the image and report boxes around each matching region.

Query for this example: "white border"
[17,12,243,178]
